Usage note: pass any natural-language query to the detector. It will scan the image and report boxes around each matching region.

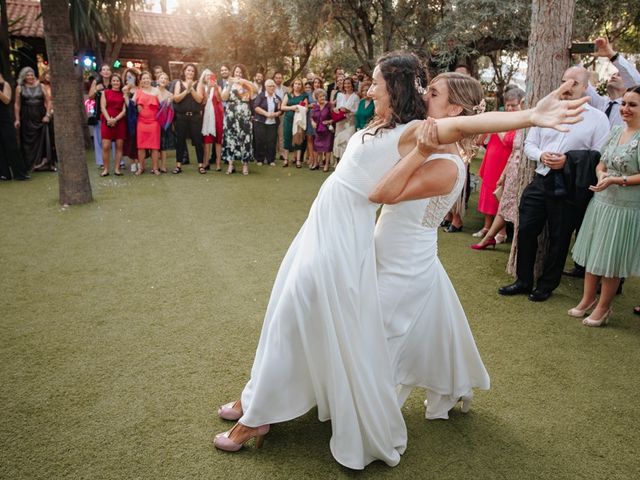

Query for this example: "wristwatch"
[610,52,620,63]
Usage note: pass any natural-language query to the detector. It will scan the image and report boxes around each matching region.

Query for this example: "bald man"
[499,67,610,301]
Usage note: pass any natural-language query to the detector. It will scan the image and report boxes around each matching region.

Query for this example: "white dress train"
[239,124,416,469]
[374,153,490,420]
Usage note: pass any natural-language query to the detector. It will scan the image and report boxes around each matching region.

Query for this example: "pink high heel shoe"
[213,422,270,452]
[567,299,597,318]
[217,400,243,421]
[583,308,612,327]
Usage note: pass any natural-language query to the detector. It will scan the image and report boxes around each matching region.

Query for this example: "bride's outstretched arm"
[436,80,588,144]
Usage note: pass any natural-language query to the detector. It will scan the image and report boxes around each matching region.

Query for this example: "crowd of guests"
[464,37,640,326]
[83,63,376,177]
[1,39,638,322]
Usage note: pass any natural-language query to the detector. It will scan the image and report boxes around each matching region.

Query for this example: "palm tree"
[40,0,92,205]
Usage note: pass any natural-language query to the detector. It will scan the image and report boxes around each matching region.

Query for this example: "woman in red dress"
[474,129,516,238]
[134,71,161,175]
[99,73,127,176]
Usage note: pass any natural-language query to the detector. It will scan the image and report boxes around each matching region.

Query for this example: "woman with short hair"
[14,67,53,171]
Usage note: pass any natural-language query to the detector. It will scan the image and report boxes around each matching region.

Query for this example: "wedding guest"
[152,65,164,87]
[253,71,264,95]
[88,64,113,168]
[355,82,374,130]
[499,67,609,302]
[202,70,224,172]
[135,71,161,175]
[0,72,29,180]
[122,68,140,172]
[39,68,58,167]
[472,88,527,250]
[281,78,307,168]
[569,85,640,327]
[221,64,256,175]
[473,89,525,239]
[329,75,344,104]
[310,88,333,172]
[14,67,53,171]
[587,37,640,127]
[303,81,316,168]
[99,73,127,176]
[157,72,174,174]
[253,79,282,166]
[273,71,288,161]
[172,63,205,174]
[332,76,359,163]
[327,66,344,101]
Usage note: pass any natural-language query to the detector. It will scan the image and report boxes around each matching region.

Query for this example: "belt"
[178,111,201,117]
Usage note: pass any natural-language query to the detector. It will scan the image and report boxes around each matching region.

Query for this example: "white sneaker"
[130,163,138,173]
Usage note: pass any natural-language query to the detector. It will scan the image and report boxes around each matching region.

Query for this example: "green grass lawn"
[1,153,639,479]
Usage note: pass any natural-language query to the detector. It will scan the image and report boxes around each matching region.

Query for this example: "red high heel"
[470,238,496,250]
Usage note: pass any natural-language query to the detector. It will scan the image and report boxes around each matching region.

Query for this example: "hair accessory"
[472,99,486,114]
[415,77,426,95]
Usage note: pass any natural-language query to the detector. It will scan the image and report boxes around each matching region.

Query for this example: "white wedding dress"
[239,124,415,469]
[375,153,490,420]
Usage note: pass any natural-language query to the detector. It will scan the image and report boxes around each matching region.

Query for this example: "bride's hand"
[416,117,441,156]
[530,80,589,132]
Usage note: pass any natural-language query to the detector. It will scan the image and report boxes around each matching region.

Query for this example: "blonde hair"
[431,72,484,157]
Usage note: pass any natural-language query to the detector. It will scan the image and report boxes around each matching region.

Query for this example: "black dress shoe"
[498,281,532,296]
[528,289,552,302]
[563,266,585,278]
[445,224,463,233]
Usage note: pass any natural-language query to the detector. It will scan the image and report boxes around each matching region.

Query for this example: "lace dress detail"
[421,152,466,227]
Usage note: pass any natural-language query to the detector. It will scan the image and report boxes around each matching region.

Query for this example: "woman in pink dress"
[134,71,161,175]
[475,129,516,237]
[99,74,127,176]
[471,86,527,250]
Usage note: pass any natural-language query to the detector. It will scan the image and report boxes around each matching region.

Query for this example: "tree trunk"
[0,0,14,84]
[40,0,93,205]
[508,0,575,277]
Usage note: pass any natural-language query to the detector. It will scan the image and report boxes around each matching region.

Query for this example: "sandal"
[100,171,109,177]
[242,164,249,176]
[135,169,145,176]
[151,169,160,176]
[495,233,508,244]
[159,168,167,174]
[114,170,123,176]
[634,305,640,316]
[198,166,207,174]
[172,166,182,174]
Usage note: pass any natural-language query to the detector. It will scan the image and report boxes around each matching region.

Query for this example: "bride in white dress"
[213,53,589,468]
[370,74,587,420]
[373,74,490,419]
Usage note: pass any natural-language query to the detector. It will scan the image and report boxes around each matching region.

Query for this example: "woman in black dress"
[14,67,53,171]
[0,72,29,180]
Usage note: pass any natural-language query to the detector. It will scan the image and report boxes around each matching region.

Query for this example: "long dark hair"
[366,51,427,138]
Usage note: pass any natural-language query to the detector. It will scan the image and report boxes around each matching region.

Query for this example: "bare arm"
[100,91,109,120]
[435,80,588,145]
[173,81,190,103]
[191,82,204,103]
[369,119,457,204]
[14,86,21,127]
[0,81,11,105]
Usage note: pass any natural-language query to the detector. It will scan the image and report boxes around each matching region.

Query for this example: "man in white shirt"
[587,37,640,127]
[499,66,610,301]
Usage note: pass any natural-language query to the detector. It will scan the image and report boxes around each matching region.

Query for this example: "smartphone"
[571,42,595,54]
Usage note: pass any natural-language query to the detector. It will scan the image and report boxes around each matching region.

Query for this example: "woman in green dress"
[281,78,307,168]
[355,82,375,130]
[569,85,640,327]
